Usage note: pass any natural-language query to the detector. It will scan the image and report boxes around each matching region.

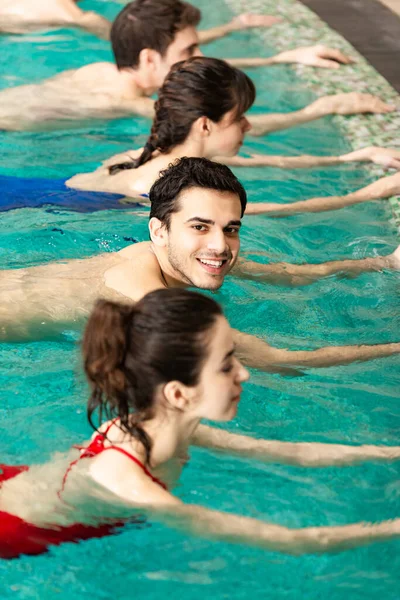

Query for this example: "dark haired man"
[0,0,391,132]
[0,0,111,38]
[1,157,399,375]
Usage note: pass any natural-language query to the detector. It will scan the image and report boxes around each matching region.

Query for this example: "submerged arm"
[192,425,400,467]
[248,93,395,136]
[233,329,400,371]
[154,502,400,555]
[245,172,400,217]
[232,248,399,287]
[112,457,400,555]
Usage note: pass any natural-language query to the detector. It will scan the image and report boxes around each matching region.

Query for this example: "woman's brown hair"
[83,289,222,465]
[109,57,256,175]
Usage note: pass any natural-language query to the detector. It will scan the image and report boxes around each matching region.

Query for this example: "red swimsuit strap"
[58,420,167,499]
[99,447,167,490]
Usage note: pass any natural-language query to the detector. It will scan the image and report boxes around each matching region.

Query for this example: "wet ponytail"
[83,299,152,464]
[108,56,255,175]
[108,139,156,175]
[83,289,223,465]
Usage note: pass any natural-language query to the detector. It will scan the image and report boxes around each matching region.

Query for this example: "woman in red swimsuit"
[1,288,400,559]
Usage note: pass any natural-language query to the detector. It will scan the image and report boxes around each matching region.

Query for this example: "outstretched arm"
[248,93,395,136]
[192,425,400,467]
[159,504,400,555]
[232,246,399,287]
[233,329,400,371]
[244,172,400,216]
[226,45,352,70]
[71,10,111,40]
[112,458,400,555]
[198,13,281,45]
[218,147,400,170]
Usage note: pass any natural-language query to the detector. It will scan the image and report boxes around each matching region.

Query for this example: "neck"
[120,66,159,96]
[141,411,201,467]
[163,138,213,162]
[150,245,190,289]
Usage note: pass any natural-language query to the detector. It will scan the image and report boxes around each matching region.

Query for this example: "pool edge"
[226,0,400,231]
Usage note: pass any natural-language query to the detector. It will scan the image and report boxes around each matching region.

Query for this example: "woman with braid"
[2,288,400,558]
[66,57,400,217]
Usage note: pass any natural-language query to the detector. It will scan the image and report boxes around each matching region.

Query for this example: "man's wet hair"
[149,157,247,229]
[111,0,201,69]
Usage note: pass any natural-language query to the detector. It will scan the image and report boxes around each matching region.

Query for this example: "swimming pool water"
[0,1,399,598]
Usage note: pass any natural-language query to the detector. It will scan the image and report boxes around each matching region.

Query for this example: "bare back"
[0,242,165,340]
[0,63,154,131]
[67,149,181,197]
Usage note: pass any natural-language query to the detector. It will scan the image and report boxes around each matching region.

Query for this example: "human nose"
[207,229,228,254]
[242,117,251,133]
[235,357,250,382]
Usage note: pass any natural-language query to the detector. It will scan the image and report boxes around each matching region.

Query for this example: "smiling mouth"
[196,258,228,275]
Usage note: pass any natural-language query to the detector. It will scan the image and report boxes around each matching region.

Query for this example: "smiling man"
[0,0,390,132]
[1,157,399,375]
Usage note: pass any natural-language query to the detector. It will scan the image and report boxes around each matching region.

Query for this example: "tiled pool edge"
[225,0,400,230]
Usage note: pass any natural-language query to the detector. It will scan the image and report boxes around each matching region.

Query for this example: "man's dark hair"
[149,157,247,228]
[111,0,201,69]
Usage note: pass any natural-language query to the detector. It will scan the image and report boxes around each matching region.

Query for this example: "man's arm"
[248,93,395,136]
[232,246,399,287]
[192,425,400,467]
[226,45,352,70]
[198,13,281,45]
[244,172,400,216]
[233,329,400,371]
[72,10,111,40]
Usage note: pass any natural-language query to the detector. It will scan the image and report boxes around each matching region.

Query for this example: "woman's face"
[192,316,249,422]
[208,108,252,158]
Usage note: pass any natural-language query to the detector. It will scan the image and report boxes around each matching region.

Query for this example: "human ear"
[138,48,161,72]
[193,116,211,139]
[163,381,192,411]
[149,217,168,247]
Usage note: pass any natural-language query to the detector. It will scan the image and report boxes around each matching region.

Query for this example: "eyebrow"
[186,43,199,53]
[185,217,242,228]
[222,347,235,363]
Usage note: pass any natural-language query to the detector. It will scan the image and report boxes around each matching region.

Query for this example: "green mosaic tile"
[225,0,400,229]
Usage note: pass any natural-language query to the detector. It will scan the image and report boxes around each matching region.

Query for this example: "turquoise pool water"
[1,0,400,598]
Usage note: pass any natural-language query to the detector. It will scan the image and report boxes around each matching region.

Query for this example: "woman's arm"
[191,425,400,467]
[159,504,400,555]
[99,452,400,556]
[248,93,395,136]
[217,147,400,170]
[244,172,400,217]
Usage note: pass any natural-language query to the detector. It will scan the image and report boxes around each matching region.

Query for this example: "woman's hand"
[340,146,400,169]
[311,92,396,116]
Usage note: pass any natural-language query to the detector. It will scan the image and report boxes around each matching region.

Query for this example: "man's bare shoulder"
[104,243,165,302]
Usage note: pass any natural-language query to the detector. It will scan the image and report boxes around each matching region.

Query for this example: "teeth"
[199,259,223,267]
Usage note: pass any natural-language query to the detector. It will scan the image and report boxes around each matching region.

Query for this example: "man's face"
[164,187,242,291]
[156,26,202,87]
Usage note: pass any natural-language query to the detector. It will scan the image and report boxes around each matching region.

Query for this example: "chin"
[194,277,224,291]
